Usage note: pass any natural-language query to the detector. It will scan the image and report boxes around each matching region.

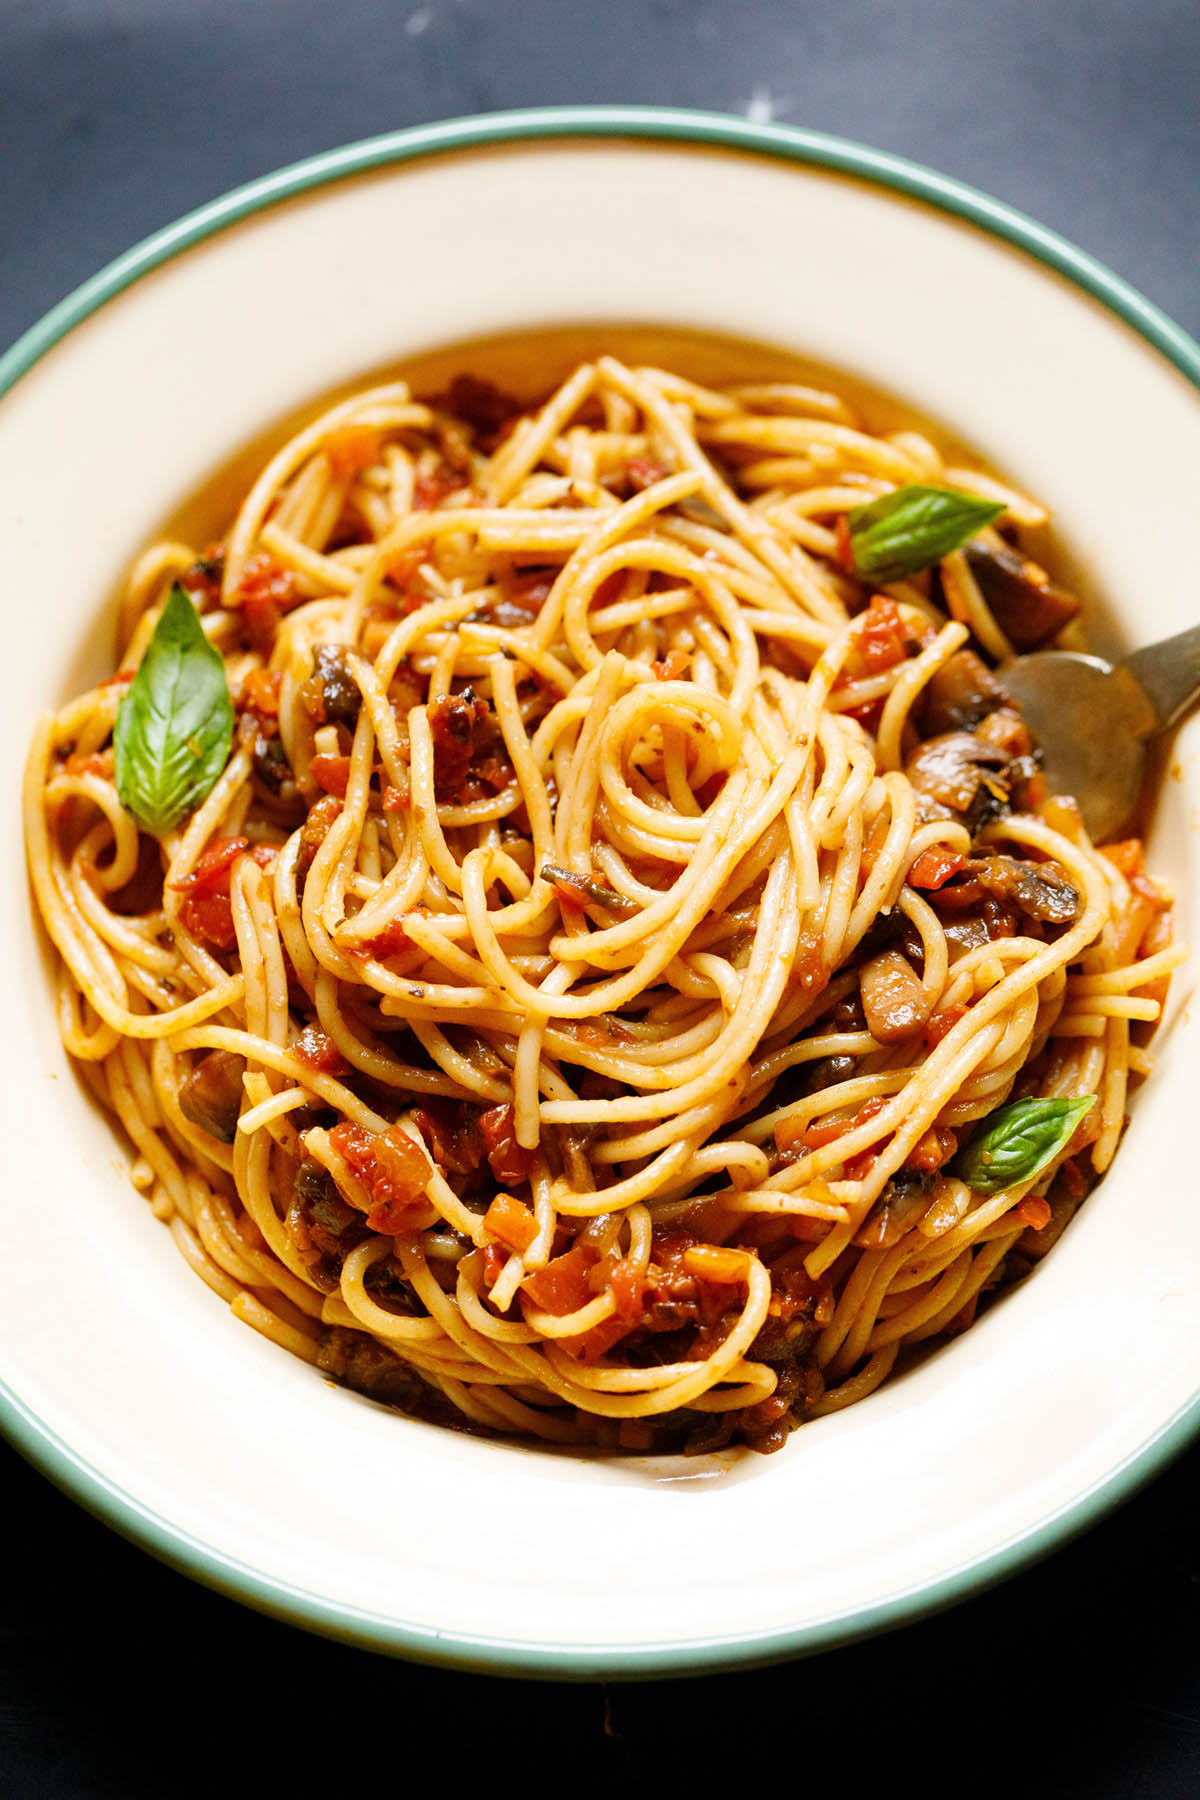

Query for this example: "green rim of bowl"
[2,106,1198,1680]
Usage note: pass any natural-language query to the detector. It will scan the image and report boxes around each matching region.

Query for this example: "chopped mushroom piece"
[967,854,1081,924]
[853,1172,934,1248]
[904,730,1012,828]
[919,648,1006,734]
[178,1049,247,1143]
[966,540,1081,651]
[941,901,1019,956]
[305,645,362,727]
[860,948,932,1044]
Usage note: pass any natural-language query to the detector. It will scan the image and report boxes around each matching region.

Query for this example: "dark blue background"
[2,0,1197,349]
[2,3,1198,1794]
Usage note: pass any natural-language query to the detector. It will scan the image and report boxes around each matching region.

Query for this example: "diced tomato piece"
[557,1315,634,1365]
[178,888,237,952]
[479,1104,534,1184]
[172,836,248,896]
[1014,1196,1052,1231]
[239,668,282,717]
[521,1244,597,1316]
[383,546,426,595]
[500,572,554,615]
[483,1193,539,1254]
[905,1126,958,1172]
[553,880,586,918]
[627,457,670,490]
[410,1102,484,1176]
[362,916,417,960]
[64,750,114,779]
[1131,870,1169,914]
[245,594,280,648]
[908,846,966,890]
[844,697,885,734]
[365,1194,436,1235]
[231,553,301,649]
[381,783,408,814]
[292,1027,348,1075]
[329,1120,429,1217]
[170,835,251,951]
[413,465,459,510]
[482,1243,508,1286]
[834,513,854,573]
[354,914,422,970]
[924,1004,968,1049]
[651,649,691,681]
[610,1258,646,1321]
[310,754,351,798]
[850,596,911,676]
[234,553,300,608]
[777,1094,887,1156]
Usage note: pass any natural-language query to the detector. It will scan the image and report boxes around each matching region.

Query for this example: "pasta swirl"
[25,356,1181,1455]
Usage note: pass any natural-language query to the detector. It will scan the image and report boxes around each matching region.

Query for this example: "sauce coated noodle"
[25,354,1182,1455]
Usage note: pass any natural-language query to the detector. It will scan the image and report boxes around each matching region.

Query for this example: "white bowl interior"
[1,135,1198,1665]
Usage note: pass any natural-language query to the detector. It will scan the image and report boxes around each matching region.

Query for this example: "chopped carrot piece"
[1099,839,1144,877]
[484,1193,539,1254]
[682,1244,752,1284]
[324,424,382,478]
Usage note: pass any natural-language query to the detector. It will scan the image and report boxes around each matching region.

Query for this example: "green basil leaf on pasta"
[113,584,234,836]
[847,485,1005,584]
[956,1095,1096,1196]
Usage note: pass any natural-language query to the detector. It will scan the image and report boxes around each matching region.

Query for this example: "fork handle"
[1123,625,1200,733]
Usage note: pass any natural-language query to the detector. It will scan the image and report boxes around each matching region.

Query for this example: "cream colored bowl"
[1,109,1197,1676]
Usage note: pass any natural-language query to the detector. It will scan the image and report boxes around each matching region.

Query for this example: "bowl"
[1,107,1198,1678]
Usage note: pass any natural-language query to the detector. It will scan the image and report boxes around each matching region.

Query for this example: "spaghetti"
[25,356,1182,1454]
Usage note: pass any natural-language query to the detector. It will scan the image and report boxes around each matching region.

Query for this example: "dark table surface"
[2,3,1198,1794]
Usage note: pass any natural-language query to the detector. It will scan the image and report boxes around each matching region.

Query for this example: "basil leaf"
[957,1095,1096,1196]
[847,484,1005,584]
[113,584,234,836]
